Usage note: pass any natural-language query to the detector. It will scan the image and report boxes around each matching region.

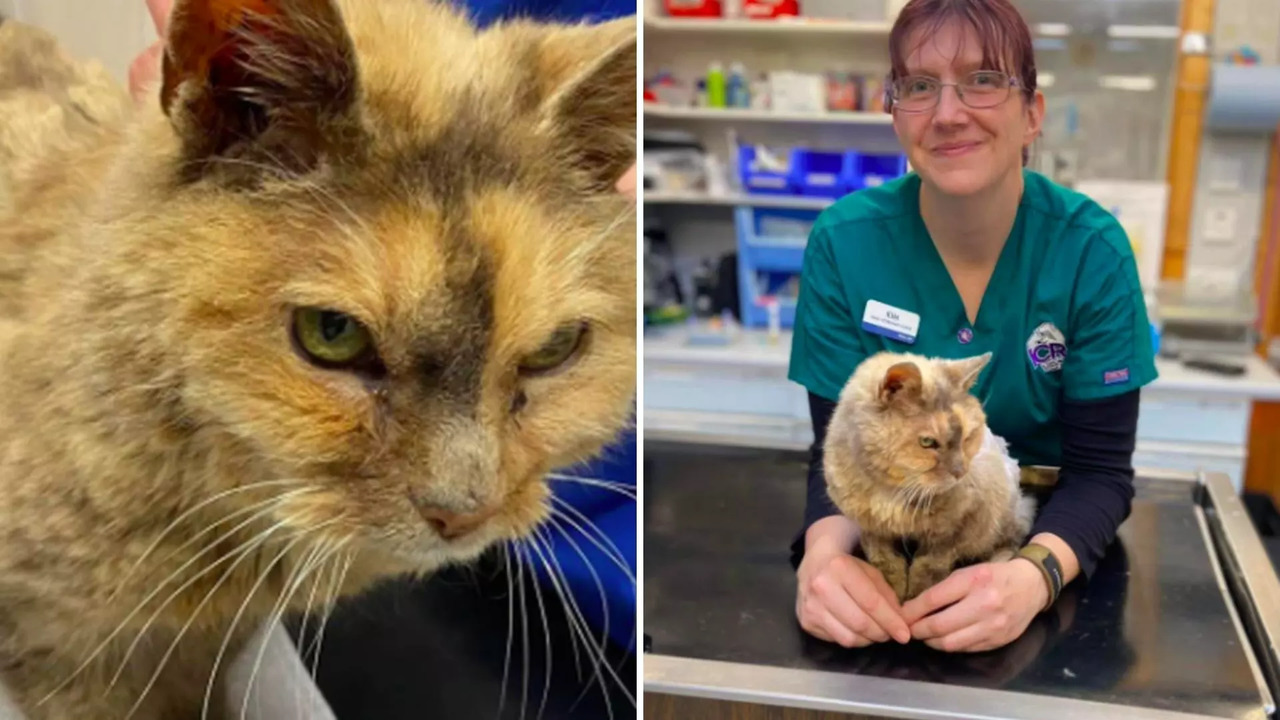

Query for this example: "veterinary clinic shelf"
[645,191,836,211]
[643,444,1280,720]
[643,16,894,36]
[644,105,895,126]
[643,327,1280,491]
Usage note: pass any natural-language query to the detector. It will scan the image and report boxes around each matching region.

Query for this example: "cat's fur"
[823,352,1034,602]
[0,1,635,717]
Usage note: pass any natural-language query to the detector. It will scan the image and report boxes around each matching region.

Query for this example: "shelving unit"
[644,105,894,125]
[643,16,894,35]
[644,192,835,211]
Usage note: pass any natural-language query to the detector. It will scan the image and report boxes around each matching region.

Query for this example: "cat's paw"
[988,548,1016,562]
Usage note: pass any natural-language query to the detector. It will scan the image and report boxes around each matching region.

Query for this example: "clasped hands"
[796,535,1048,653]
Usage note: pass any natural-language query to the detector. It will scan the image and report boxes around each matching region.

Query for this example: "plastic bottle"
[705,62,727,109]
[750,73,771,110]
[727,63,750,108]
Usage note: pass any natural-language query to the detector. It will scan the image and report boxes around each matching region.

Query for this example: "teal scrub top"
[788,169,1159,467]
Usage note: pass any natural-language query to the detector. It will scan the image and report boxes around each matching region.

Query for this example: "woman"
[790,0,1157,653]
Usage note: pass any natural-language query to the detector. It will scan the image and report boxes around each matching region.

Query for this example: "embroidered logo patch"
[1025,322,1067,373]
[1104,368,1130,385]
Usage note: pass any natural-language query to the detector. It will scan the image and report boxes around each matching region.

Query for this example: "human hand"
[615,163,636,201]
[128,0,172,104]
[902,559,1048,653]
[796,533,911,647]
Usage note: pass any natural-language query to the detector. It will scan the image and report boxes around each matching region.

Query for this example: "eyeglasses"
[888,71,1020,113]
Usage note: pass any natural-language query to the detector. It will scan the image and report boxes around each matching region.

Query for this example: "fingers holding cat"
[128,0,172,103]
[796,535,911,647]
[902,560,1047,652]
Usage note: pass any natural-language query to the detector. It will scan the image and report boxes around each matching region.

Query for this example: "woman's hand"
[796,521,911,647]
[128,0,172,104]
[902,559,1047,652]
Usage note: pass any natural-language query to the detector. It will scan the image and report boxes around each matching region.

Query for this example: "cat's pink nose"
[415,503,498,540]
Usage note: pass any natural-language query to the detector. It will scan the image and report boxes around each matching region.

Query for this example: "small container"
[728,63,751,108]
[750,73,771,109]
[764,297,781,343]
[706,62,727,108]
[664,0,724,17]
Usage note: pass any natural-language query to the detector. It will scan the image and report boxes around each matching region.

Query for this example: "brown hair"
[887,0,1038,164]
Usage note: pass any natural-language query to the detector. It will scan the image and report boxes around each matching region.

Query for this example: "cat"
[823,352,1034,603]
[0,1,635,717]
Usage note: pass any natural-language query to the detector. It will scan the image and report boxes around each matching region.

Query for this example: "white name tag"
[862,300,920,345]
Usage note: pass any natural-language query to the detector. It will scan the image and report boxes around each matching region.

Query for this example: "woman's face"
[892,20,1044,198]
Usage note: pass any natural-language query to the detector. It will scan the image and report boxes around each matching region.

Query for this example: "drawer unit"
[1136,391,1251,447]
[645,361,807,419]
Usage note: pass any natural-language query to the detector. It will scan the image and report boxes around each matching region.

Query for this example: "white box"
[0,622,336,720]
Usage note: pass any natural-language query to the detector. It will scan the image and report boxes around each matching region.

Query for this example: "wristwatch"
[1016,543,1063,611]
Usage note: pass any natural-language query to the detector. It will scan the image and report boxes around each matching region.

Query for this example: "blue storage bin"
[738,145,795,195]
[736,207,819,329]
[845,152,909,191]
[790,149,849,197]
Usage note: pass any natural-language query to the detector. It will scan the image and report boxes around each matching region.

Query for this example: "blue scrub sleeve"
[788,222,868,403]
[1061,231,1158,401]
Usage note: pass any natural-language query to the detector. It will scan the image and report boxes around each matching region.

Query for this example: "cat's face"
[141,0,635,567]
[836,353,990,495]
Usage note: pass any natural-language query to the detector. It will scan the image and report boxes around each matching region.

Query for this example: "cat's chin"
[372,527,514,574]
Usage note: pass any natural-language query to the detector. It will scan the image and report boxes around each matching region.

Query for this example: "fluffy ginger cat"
[823,352,1034,603]
[0,1,635,718]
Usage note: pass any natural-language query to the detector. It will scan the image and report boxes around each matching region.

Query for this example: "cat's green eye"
[293,308,374,367]
[919,436,939,449]
[521,322,587,374]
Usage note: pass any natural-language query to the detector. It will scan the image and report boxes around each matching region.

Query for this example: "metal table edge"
[1201,470,1280,713]
[642,654,1241,720]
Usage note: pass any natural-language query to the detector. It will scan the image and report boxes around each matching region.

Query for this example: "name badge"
[862,300,920,345]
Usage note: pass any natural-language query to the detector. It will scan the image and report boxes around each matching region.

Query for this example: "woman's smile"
[932,140,983,158]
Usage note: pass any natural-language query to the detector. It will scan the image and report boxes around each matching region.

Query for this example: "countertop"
[645,326,1280,401]
[643,441,1269,719]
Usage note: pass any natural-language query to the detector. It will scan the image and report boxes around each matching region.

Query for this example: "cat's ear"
[537,17,636,193]
[948,352,993,392]
[879,362,923,407]
[159,0,359,178]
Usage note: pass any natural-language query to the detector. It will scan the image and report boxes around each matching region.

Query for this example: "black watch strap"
[1017,543,1063,610]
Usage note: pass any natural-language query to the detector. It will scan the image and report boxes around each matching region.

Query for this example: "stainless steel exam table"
[643,441,1280,720]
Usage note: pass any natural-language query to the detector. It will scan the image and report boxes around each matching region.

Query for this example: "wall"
[4,0,157,85]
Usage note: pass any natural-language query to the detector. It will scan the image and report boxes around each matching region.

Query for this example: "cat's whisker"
[528,529,630,718]
[151,487,316,571]
[515,542,531,720]
[534,530,625,708]
[196,519,339,720]
[544,506,634,585]
[549,495,631,572]
[110,481,308,600]
[498,544,515,719]
[124,519,321,720]
[105,501,309,691]
[525,540,554,720]
[545,473,635,500]
[525,534,604,713]
[292,547,329,720]
[38,500,296,708]
[239,537,339,720]
[545,515,618,683]
[304,546,351,680]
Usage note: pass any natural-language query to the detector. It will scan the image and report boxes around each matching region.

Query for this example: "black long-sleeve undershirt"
[790,389,1140,581]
